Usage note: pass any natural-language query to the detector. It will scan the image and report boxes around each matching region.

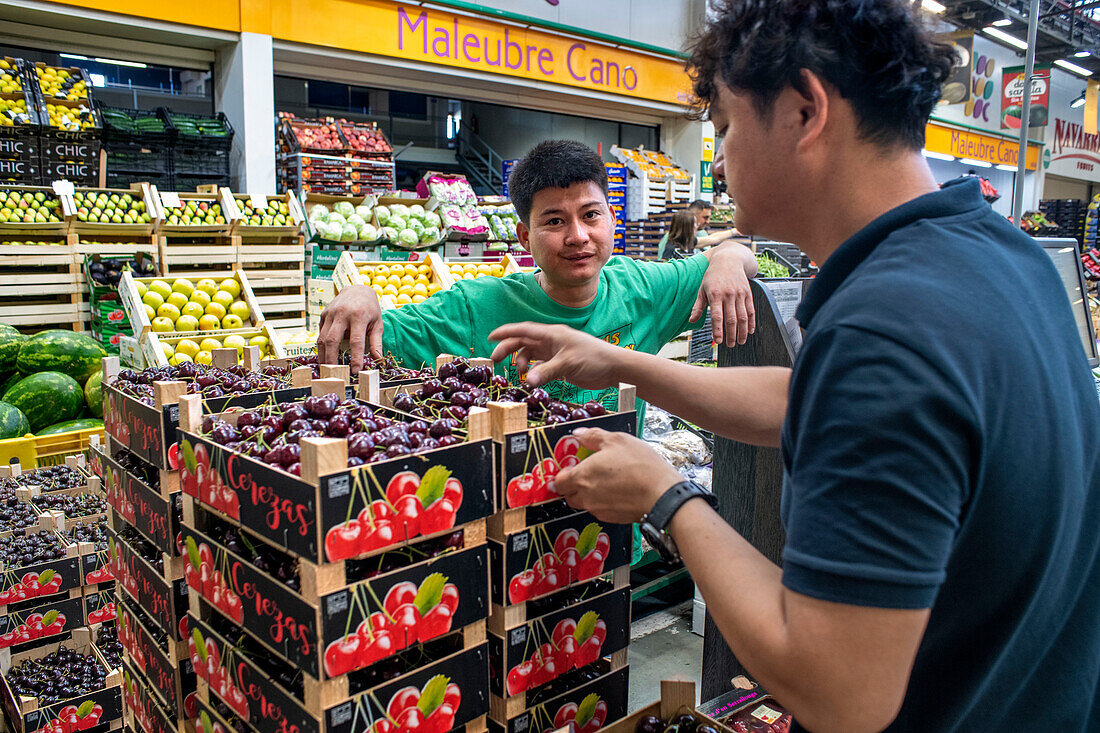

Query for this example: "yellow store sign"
[925,122,1041,170]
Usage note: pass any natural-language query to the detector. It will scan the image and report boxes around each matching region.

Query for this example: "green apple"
[143,304,156,321]
[195,350,213,366]
[222,334,247,356]
[228,300,250,321]
[218,278,242,299]
[134,281,148,298]
[152,317,174,333]
[148,280,172,300]
[189,290,211,308]
[197,279,218,297]
[212,290,234,309]
[175,315,199,332]
[172,278,195,298]
[199,338,222,352]
[160,342,173,358]
[198,315,221,331]
[142,291,165,310]
[166,292,189,311]
[181,302,205,320]
[156,303,181,322]
[169,353,194,365]
[249,335,270,355]
[221,314,244,330]
[204,302,227,321]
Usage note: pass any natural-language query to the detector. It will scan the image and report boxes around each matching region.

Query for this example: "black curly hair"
[508,140,609,224]
[687,0,957,149]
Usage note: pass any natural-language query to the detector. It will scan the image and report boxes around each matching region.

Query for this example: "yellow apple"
[218,278,241,298]
[212,290,234,309]
[248,336,269,355]
[196,278,217,297]
[134,281,148,298]
[166,292,189,311]
[416,264,430,275]
[151,316,174,333]
[175,315,199,332]
[490,264,504,277]
[181,302,205,320]
[142,291,165,310]
[160,342,173,359]
[204,302,227,321]
[169,353,193,365]
[175,339,200,358]
[403,264,418,277]
[412,283,427,297]
[382,284,398,297]
[228,300,250,321]
[194,350,213,365]
[371,285,384,296]
[198,314,221,331]
[156,303,181,322]
[428,283,442,295]
[199,338,222,352]
[149,279,172,300]
[412,294,427,304]
[400,275,415,288]
[143,304,156,321]
[222,334,246,356]
[189,290,211,308]
[171,278,195,297]
[477,264,492,274]
[221,314,244,330]
[395,293,412,305]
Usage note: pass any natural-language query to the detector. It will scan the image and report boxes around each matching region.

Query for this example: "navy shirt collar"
[796,177,988,327]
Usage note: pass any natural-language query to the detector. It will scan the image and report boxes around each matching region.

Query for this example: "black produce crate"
[104,138,170,175]
[0,156,38,183]
[0,135,37,159]
[40,134,100,164]
[689,314,714,362]
[106,170,170,188]
[170,172,229,190]
[40,155,98,184]
[98,104,170,143]
[161,108,233,148]
[169,142,230,176]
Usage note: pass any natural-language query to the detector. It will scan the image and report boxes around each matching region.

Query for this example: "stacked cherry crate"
[174,362,494,733]
[483,386,634,733]
[91,355,196,733]
[0,459,124,733]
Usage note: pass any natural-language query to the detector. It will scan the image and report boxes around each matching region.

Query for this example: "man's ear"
[792,68,830,154]
[516,221,532,253]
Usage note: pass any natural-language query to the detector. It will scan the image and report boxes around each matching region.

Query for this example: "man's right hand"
[488,322,619,389]
[317,284,384,372]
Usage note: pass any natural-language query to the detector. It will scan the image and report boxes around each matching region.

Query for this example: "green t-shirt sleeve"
[381,286,475,369]
[634,253,709,345]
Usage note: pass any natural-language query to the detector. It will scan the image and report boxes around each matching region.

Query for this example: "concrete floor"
[627,601,704,711]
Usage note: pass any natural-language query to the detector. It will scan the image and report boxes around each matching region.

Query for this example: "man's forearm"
[701,242,758,277]
[609,349,788,446]
[697,229,737,247]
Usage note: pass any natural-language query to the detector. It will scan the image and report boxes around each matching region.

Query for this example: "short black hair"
[687,0,956,150]
[689,199,711,211]
[508,140,609,224]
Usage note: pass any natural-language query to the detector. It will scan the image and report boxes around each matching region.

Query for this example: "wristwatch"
[639,480,718,563]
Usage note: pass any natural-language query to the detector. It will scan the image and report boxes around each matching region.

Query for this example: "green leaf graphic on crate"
[325,465,464,562]
[187,628,249,720]
[508,522,612,603]
[543,693,609,733]
[374,674,460,733]
[184,536,243,624]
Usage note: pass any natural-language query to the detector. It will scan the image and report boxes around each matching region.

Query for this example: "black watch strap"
[646,480,717,532]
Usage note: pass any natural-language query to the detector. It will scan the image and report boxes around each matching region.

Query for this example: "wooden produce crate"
[140,322,285,369]
[24,480,107,535]
[237,233,306,331]
[117,268,263,338]
[183,508,489,685]
[229,190,305,237]
[121,658,196,733]
[173,374,496,566]
[117,597,194,717]
[0,457,89,493]
[0,239,86,331]
[0,627,122,733]
[151,187,234,235]
[157,234,239,279]
[0,186,68,234]
[67,183,159,236]
[71,233,160,259]
[336,251,451,306]
[0,529,85,615]
[189,610,489,733]
[0,591,86,655]
[487,664,627,733]
[488,587,629,714]
[105,521,188,643]
[443,258,509,284]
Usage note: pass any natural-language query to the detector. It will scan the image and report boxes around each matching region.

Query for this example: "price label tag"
[160,191,181,209]
[51,180,75,197]
[249,194,268,211]
[751,705,782,724]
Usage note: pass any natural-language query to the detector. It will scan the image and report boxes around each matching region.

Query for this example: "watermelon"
[36,418,103,436]
[0,331,24,372]
[3,372,84,431]
[0,324,19,337]
[0,371,21,397]
[16,330,107,382]
[84,371,103,418]
[0,402,30,439]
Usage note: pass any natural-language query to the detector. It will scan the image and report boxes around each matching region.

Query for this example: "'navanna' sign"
[1046,117,1100,181]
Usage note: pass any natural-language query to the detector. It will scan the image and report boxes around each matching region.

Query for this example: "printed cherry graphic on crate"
[371,674,461,733]
[323,571,459,678]
[84,564,114,585]
[104,468,135,524]
[181,440,238,520]
[508,523,610,603]
[543,693,608,733]
[506,434,593,509]
[87,600,116,624]
[117,610,146,671]
[0,568,62,604]
[184,537,244,624]
[34,699,103,733]
[197,711,231,733]
[189,629,249,720]
[506,610,607,695]
[0,609,67,648]
[325,465,463,562]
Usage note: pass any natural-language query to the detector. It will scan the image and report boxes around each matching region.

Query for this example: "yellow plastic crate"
[0,426,103,469]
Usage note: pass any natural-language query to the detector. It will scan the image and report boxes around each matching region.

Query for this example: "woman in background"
[658,211,699,260]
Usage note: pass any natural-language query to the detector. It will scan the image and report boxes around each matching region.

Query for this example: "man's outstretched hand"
[317,284,384,372]
[489,322,620,389]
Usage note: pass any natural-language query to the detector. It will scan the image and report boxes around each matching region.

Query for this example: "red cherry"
[552,618,576,646]
[442,478,463,508]
[388,686,422,719]
[444,683,461,710]
[440,583,459,614]
[424,702,455,733]
[417,603,453,643]
[391,602,421,648]
[420,498,456,535]
[506,474,535,508]
[384,581,417,615]
[396,707,425,733]
[558,547,580,584]
[595,532,611,559]
[373,721,396,733]
[576,550,605,581]
[371,499,395,522]
[506,660,533,695]
[325,521,363,561]
[394,494,422,539]
[555,702,579,729]
[573,634,602,668]
[508,570,535,603]
[385,471,421,506]
[592,619,607,644]
[554,529,579,557]
[556,635,577,670]
[553,436,581,465]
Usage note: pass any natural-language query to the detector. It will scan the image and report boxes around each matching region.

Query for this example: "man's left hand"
[692,244,757,347]
[553,428,683,524]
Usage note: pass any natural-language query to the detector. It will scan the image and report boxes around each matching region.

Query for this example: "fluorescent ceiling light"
[921,0,946,13]
[1076,51,1092,58]
[93,57,146,68]
[995,164,1019,171]
[1055,58,1093,77]
[923,150,956,161]
[960,158,993,168]
[59,53,88,61]
[992,18,1013,26]
[983,27,1028,50]
[1072,95,1087,108]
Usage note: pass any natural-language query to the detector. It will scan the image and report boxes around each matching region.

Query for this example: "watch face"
[640,522,678,563]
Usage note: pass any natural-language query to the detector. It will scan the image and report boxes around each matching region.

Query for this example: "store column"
[662,117,713,201]
[215,32,276,194]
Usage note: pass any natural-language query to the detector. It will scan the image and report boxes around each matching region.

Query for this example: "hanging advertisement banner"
[1002,65,1050,129]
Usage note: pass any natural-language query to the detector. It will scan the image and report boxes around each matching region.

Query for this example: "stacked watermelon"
[0,326,106,439]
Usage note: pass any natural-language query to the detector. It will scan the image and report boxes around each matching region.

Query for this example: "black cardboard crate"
[0,157,38,181]
[487,665,627,733]
[0,540,84,611]
[98,105,170,144]
[121,657,195,733]
[0,591,85,653]
[182,511,488,682]
[117,596,194,715]
[105,523,188,642]
[488,587,630,701]
[0,137,37,159]
[84,586,117,626]
[90,438,181,554]
[162,110,233,149]
[104,138,170,175]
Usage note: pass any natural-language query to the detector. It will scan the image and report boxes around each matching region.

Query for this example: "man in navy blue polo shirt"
[486,1,1100,731]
